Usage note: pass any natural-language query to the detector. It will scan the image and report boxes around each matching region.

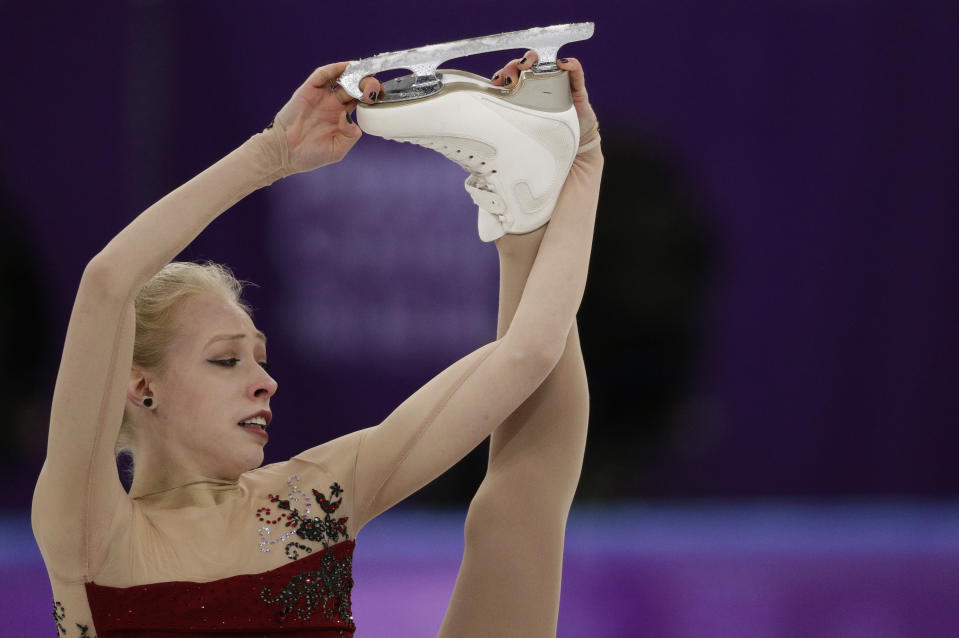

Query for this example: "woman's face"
[145,292,278,478]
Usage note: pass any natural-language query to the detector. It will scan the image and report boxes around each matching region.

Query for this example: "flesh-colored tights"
[438,224,590,638]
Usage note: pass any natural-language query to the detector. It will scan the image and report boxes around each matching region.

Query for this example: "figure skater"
[32,43,602,637]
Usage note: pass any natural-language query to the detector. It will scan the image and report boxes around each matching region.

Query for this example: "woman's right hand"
[490,52,599,153]
[267,61,382,175]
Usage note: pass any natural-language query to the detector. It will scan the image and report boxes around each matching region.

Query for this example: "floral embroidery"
[255,476,354,629]
[283,483,350,548]
[285,541,313,560]
[52,600,97,637]
[255,474,316,553]
[256,479,350,554]
[259,548,355,629]
[52,600,65,636]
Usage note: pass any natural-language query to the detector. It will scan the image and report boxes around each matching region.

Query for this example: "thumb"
[339,107,362,139]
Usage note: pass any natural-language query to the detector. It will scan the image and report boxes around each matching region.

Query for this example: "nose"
[250,366,278,400]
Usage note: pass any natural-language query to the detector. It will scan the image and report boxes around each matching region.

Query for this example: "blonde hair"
[115,261,255,473]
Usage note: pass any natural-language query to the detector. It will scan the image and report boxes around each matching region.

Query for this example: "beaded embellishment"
[254,475,354,632]
[52,600,96,637]
[256,476,350,554]
[259,547,354,625]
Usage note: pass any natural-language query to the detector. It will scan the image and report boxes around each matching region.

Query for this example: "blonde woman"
[33,50,602,637]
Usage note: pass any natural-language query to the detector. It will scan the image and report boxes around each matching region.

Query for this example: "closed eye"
[210,358,270,372]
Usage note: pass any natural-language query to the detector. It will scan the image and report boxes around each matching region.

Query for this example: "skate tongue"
[466,177,508,242]
[477,207,506,243]
[464,179,505,215]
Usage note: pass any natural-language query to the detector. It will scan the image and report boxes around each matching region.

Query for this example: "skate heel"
[502,69,576,113]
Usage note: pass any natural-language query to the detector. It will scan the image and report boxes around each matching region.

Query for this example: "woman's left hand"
[270,61,382,175]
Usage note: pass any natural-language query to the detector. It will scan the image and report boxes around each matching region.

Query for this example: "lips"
[238,409,272,429]
[239,424,269,441]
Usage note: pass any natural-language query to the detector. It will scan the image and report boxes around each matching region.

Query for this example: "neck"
[131,478,241,509]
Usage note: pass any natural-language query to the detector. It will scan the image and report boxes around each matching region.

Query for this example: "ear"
[128,367,154,406]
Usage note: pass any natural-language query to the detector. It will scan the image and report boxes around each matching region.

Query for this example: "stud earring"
[143,398,154,408]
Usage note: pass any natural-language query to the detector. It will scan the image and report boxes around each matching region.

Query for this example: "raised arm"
[350,58,603,531]
[90,62,366,292]
[31,62,376,576]
[505,57,603,362]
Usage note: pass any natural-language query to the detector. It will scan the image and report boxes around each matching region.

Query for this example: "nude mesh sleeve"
[32,126,292,584]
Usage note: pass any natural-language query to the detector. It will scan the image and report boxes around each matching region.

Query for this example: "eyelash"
[212,358,270,372]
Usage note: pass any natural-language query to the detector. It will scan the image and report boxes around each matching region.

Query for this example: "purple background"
[2,0,958,635]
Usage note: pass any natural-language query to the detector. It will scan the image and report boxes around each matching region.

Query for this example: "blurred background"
[2,0,958,636]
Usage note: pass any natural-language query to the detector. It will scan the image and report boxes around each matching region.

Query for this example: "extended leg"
[437,226,589,638]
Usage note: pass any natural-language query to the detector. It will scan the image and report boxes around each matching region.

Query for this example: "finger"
[331,78,376,107]
[358,75,383,104]
[303,61,350,92]
[515,50,538,70]
[491,58,523,87]
[339,105,362,137]
[330,82,354,106]
[294,61,352,105]
[556,57,587,96]
[491,50,541,86]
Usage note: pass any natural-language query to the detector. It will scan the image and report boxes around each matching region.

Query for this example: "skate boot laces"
[384,134,510,224]
[422,140,504,219]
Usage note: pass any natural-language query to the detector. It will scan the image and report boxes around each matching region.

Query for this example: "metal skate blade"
[340,22,594,101]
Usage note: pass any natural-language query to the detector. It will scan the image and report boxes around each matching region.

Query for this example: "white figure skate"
[341,23,594,242]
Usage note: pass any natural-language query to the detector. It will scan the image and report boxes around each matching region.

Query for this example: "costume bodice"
[83,540,355,637]
[52,457,359,637]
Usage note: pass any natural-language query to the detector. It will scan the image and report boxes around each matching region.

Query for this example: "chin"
[221,449,264,477]
[244,449,265,471]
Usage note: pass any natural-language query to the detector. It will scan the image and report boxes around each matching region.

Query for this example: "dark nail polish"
[368,91,376,101]
[559,58,569,63]
[346,110,353,124]
[520,57,527,65]
[505,76,512,86]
